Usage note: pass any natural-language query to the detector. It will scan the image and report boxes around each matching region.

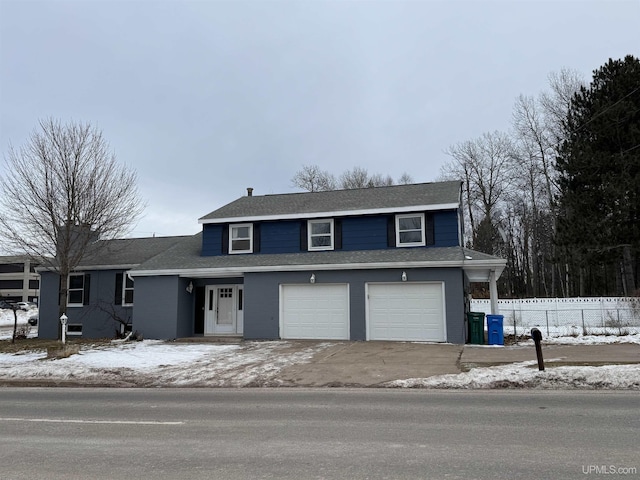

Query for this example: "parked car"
[16,301,37,311]
[28,316,38,326]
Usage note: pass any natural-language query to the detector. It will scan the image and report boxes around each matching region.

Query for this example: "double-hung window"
[67,273,85,306]
[229,223,253,254]
[122,273,134,306]
[308,219,334,251]
[396,213,425,247]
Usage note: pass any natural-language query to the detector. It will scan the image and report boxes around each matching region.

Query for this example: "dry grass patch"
[0,338,113,354]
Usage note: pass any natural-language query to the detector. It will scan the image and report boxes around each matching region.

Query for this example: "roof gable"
[199,181,462,224]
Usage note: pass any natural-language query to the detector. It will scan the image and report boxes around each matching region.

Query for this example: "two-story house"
[37,181,506,343]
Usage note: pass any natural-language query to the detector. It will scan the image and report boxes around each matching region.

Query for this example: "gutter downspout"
[489,269,500,315]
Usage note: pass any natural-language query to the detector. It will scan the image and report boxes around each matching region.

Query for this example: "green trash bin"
[467,312,485,344]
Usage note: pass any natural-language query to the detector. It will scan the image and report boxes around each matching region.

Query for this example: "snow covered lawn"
[0,340,334,387]
[387,361,640,390]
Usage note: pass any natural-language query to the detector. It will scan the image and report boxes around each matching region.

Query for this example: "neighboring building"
[0,256,40,303]
[37,181,506,343]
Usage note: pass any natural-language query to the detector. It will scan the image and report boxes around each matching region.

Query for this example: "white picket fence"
[470,297,640,337]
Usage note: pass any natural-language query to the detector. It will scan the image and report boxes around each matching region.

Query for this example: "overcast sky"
[1,0,637,239]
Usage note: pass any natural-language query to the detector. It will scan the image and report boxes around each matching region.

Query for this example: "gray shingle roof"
[131,233,505,274]
[76,235,191,269]
[199,181,462,222]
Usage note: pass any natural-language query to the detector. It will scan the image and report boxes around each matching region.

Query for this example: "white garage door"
[281,284,349,340]
[367,283,446,342]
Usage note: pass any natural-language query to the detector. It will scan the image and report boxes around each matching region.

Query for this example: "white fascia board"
[36,264,139,273]
[198,203,460,225]
[72,264,140,271]
[129,258,509,278]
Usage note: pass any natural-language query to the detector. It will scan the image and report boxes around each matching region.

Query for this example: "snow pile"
[533,333,640,345]
[0,308,38,340]
[387,361,640,390]
[0,308,37,327]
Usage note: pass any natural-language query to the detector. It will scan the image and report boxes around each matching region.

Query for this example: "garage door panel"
[368,283,445,342]
[281,284,349,340]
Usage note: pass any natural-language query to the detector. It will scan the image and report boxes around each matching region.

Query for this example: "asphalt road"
[0,388,638,480]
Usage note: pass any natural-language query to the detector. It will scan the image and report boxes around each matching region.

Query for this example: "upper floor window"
[122,273,134,306]
[396,213,425,247]
[308,219,334,251]
[230,223,253,254]
[68,273,85,306]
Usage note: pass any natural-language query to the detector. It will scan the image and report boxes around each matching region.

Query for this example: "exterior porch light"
[60,313,68,345]
[401,271,407,282]
[186,281,194,294]
[310,274,316,284]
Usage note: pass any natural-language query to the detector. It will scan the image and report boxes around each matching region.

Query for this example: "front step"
[173,335,243,344]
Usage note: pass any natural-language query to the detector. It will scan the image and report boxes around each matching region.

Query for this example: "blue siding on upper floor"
[433,210,459,247]
[260,221,301,254]
[341,216,388,251]
[202,224,223,256]
[201,209,460,256]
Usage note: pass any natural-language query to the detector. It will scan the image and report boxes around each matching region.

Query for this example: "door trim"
[204,284,243,335]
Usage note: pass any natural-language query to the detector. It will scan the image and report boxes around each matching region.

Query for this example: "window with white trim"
[308,219,334,251]
[396,213,425,247]
[122,273,134,306]
[229,223,253,253]
[66,324,83,336]
[67,273,85,306]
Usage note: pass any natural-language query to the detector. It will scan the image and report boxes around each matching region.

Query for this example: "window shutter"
[58,275,61,305]
[426,213,435,245]
[253,224,261,253]
[222,225,229,254]
[334,219,342,250]
[114,273,123,305]
[387,216,396,247]
[83,274,91,305]
[300,221,308,251]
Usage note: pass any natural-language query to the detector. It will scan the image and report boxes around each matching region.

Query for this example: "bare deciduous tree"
[292,165,415,192]
[540,68,584,144]
[441,131,515,237]
[398,172,414,184]
[339,166,371,189]
[291,164,336,192]
[0,118,145,336]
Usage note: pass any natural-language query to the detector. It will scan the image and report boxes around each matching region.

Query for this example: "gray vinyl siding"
[37,269,133,339]
[132,276,182,339]
[243,268,466,343]
[37,272,61,339]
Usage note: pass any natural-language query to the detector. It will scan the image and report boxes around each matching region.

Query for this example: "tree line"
[292,55,640,299]
[440,55,639,298]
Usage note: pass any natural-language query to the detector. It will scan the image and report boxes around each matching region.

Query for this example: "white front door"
[205,286,241,335]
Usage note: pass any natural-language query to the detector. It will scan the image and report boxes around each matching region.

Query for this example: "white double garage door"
[280,283,446,342]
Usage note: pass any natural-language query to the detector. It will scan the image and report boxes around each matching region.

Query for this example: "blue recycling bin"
[486,314,504,345]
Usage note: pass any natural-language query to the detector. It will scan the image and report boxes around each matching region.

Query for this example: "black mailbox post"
[531,327,544,371]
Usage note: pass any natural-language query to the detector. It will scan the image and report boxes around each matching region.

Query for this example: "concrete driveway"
[277,341,464,387]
